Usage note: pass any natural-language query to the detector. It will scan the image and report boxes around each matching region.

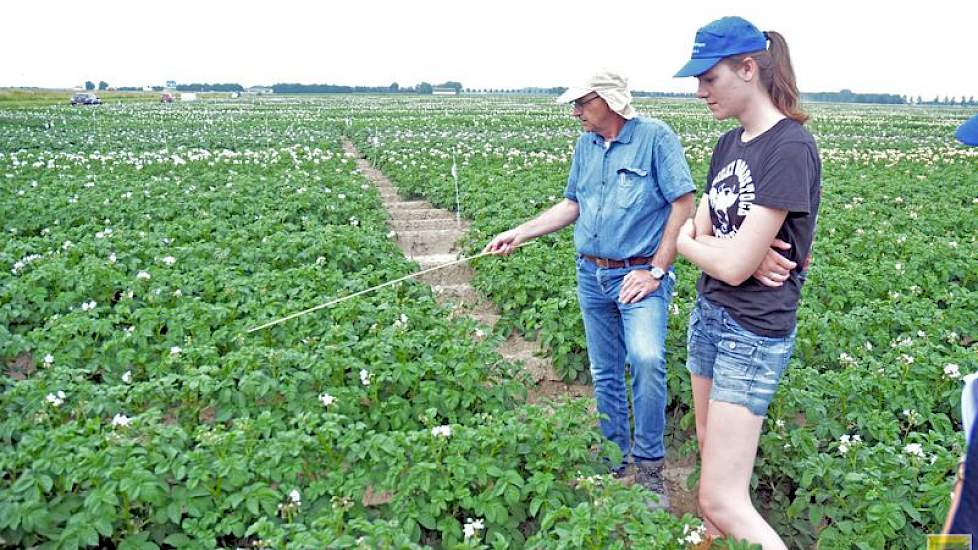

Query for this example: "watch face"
[650,266,665,280]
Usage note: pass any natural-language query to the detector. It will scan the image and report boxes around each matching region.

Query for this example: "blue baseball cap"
[675,16,768,78]
[956,113,978,146]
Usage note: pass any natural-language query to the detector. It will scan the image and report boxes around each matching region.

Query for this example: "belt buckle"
[596,257,610,268]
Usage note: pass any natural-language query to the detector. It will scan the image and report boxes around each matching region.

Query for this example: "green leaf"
[800,470,815,488]
[899,499,922,523]
[0,502,21,530]
[119,532,159,550]
[166,502,182,525]
[843,472,865,483]
[38,475,54,493]
[80,524,100,547]
[93,517,113,537]
[163,533,192,547]
[808,505,823,528]
[11,473,35,494]
[417,511,437,530]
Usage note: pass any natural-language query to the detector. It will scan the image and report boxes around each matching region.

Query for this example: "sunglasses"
[572,94,601,110]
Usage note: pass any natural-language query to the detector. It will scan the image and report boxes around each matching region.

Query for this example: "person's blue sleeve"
[564,139,583,202]
[653,126,696,203]
[950,420,978,536]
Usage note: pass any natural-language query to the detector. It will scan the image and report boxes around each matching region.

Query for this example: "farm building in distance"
[245,86,274,95]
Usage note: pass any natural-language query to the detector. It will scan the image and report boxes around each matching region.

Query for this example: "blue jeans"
[575,255,674,464]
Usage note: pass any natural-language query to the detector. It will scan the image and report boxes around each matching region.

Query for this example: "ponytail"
[764,31,807,124]
[725,30,808,124]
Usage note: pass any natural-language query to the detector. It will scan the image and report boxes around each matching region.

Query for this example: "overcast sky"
[7,0,978,99]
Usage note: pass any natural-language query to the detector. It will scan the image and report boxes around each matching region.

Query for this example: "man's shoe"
[611,463,637,486]
[635,459,670,511]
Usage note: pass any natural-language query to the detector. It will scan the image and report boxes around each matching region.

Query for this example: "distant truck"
[71,92,102,106]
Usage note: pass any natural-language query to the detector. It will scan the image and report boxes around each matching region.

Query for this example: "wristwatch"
[648,265,666,281]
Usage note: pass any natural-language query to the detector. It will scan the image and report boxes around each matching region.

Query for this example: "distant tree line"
[465,87,568,95]
[117,86,165,92]
[174,83,244,92]
[271,81,462,94]
[804,89,977,106]
[804,89,906,104]
[112,83,242,92]
[633,91,697,99]
[913,95,977,106]
[110,82,244,92]
[106,81,466,95]
[85,80,978,106]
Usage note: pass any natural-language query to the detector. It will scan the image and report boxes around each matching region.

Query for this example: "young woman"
[674,16,821,549]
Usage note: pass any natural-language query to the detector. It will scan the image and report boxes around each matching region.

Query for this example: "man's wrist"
[648,264,666,280]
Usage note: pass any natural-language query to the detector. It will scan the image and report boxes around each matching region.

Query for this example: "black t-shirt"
[697,118,821,337]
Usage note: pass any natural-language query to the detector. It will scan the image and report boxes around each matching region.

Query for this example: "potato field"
[2,95,976,549]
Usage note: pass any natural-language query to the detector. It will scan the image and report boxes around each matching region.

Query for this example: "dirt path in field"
[341,139,697,519]
[342,139,584,402]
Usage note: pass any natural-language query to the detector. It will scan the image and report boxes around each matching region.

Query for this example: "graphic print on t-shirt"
[709,158,756,237]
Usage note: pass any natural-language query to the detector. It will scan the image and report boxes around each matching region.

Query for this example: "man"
[484,71,695,508]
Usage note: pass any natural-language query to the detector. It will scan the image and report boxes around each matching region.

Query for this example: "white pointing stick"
[246,241,535,334]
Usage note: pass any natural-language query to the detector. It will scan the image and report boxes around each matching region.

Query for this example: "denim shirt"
[564,117,695,260]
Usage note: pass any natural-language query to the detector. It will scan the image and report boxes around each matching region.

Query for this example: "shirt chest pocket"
[614,166,649,208]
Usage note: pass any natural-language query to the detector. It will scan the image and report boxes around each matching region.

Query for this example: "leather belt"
[582,255,654,269]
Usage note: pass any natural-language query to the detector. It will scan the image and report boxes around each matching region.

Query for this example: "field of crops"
[1,95,976,549]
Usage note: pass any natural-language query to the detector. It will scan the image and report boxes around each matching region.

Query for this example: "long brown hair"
[724,31,808,124]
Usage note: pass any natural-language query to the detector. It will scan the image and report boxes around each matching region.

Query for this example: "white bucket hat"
[556,70,637,120]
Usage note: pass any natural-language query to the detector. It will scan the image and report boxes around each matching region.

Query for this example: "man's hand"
[483,228,526,256]
[753,239,797,287]
[619,269,661,304]
[482,199,579,256]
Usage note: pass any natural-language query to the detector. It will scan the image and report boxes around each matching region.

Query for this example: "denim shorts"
[685,296,796,416]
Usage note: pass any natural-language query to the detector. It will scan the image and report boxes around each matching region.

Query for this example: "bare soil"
[342,139,698,520]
